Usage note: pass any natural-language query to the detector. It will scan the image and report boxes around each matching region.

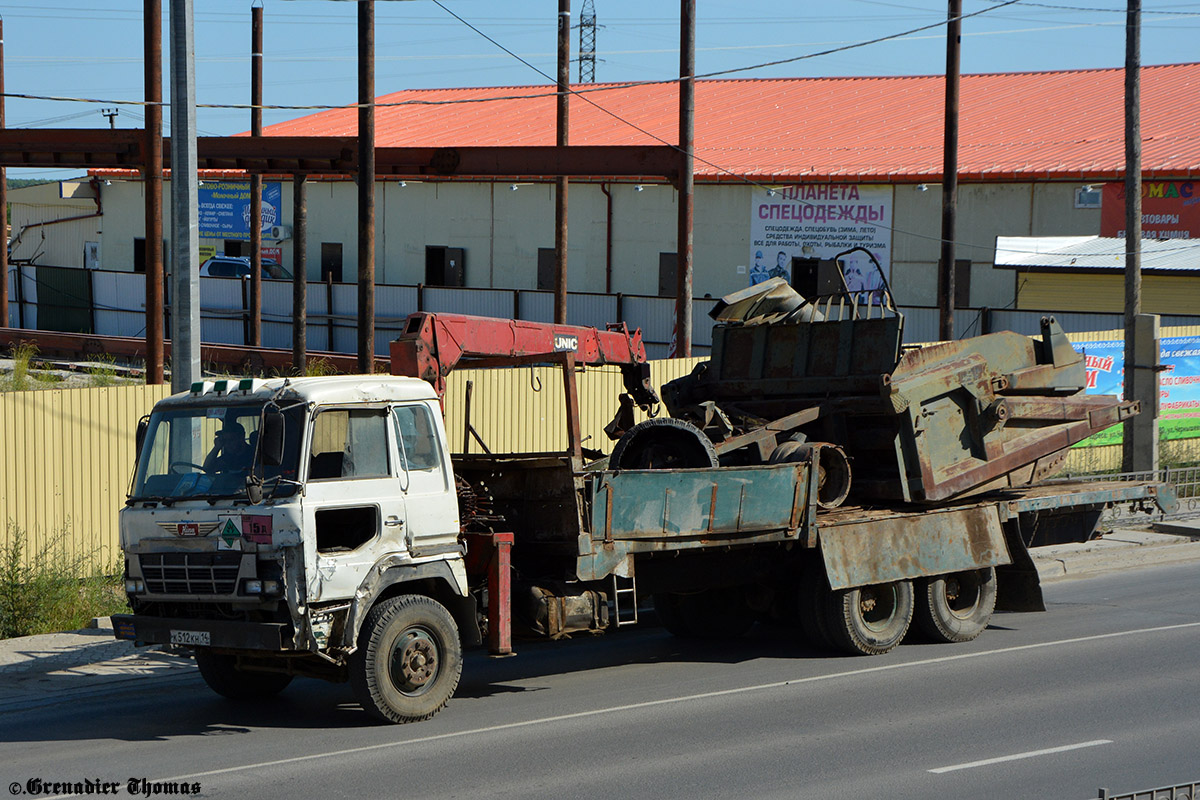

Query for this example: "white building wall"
[48,174,1113,311]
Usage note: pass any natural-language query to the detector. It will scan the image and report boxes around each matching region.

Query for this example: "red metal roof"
[261,63,1200,182]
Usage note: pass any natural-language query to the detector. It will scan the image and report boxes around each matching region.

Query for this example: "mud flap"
[994,518,1046,612]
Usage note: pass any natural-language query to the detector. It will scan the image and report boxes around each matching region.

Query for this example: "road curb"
[1034,540,1200,581]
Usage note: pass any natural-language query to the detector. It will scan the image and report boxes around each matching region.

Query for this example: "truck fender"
[343,557,482,650]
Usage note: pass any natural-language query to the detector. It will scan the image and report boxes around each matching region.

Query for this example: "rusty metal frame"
[0,130,680,178]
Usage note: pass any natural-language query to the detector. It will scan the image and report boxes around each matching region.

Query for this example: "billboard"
[749,184,893,291]
[1100,180,1198,240]
[198,181,281,242]
[1074,335,1200,446]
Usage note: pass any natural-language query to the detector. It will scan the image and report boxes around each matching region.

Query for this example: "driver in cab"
[203,421,254,474]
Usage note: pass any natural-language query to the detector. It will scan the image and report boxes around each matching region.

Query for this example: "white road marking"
[928,739,1113,774]
[43,619,1200,797]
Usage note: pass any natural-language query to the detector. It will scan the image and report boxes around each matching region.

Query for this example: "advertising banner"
[1073,335,1200,446]
[1100,180,1199,240]
[749,184,893,291]
[198,181,282,242]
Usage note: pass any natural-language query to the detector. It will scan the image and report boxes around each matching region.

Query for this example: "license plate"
[170,629,211,646]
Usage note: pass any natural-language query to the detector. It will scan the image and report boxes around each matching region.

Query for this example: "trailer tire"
[825,580,913,656]
[351,594,462,724]
[653,588,755,640]
[914,567,997,644]
[194,649,293,700]
[797,567,836,651]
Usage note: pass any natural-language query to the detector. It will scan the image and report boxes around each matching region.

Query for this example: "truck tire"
[194,649,293,700]
[653,588,755,640]
[350,594,462,724]
[913,567,997,644]
[825,580,913,656]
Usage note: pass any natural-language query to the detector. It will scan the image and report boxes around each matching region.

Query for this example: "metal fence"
[11,265,1200,361]
[1098,779,1199,799]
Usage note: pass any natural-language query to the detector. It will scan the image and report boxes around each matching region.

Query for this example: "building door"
[792,257,841,299]
[320,243,343,283]
[425,246,465,287]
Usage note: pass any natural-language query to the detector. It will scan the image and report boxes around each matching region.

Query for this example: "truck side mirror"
[135,416,149,460]
[260,408,286,466]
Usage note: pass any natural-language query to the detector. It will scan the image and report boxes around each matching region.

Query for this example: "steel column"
[248,3,263,347]
[169,0,200,392]
[357,0,376,374]
[292,175,307,374]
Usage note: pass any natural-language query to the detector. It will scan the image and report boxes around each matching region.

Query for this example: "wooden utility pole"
[938,0,962,342]
[356,0,376,373]
[1,17,8,329]
[674,0,695,357]
[143,0,164,383]
[1122,0,1157,473]
[292,175,307,374]
[554,0,570,325]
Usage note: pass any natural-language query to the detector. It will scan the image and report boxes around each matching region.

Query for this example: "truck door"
[302,406,408,602]
[390,402,459,555]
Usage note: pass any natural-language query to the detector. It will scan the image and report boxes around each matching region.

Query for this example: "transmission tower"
[579,0,597,83]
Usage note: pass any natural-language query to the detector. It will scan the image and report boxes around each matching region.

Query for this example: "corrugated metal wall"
[1020,273,1200,316]
[0,384,171,570]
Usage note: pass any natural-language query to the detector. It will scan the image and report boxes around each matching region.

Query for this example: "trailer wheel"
[914,568,997,643]
[194,649,293,700]
[653,588,755,639]
[825,580,913,656]
[351,594,462,724]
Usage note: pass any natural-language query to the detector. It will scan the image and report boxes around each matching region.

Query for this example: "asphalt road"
[3,563,1199,800]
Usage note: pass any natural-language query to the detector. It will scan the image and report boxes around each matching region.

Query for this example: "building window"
[1074,186,1102,209]
[425,246,465,287]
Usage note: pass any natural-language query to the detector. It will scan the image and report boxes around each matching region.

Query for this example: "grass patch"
[303,357,337,377]
[0,523,128,640]
[84,356,122,387]
[0,342,38,392]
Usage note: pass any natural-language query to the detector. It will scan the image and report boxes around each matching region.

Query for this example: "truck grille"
[140,552,242,595]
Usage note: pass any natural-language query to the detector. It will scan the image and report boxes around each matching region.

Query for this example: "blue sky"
[6,0,1199,178]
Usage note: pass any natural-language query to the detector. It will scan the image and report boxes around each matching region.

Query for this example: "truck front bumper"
[112,614,289,651]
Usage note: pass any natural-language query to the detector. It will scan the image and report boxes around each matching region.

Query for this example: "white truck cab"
[118,375,477,722]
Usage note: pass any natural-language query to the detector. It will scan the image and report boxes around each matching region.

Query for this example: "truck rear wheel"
[194,649,293,700]
[825,580,913,656]
[914,567,997,643]
[351,594,462,724]
[653,588,755,640]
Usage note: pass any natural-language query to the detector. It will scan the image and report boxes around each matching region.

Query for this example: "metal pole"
[674,0,694,357]
[938,0,961,342]
[1122,0,1145,472]
[0,17,8,328]
[248,3,263,347]
[357,0,375,373]
[554,0,570,325]
[169,0,200,392]
[143,0,164,384]
[292,175,307,374]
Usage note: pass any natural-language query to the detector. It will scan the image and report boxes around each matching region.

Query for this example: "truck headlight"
[243,579,263,595]
[125,578,145,594]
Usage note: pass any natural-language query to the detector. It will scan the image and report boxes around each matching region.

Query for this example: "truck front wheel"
[913,567,997,643]
[194,649,293,700]
[825,580,913,656]
[351,594,462,724]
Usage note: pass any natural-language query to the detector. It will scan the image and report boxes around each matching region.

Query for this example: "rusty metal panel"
[818,504,1011,591]
[591,463,808,542]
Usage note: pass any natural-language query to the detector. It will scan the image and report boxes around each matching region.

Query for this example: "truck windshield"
[130,403,304,501]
